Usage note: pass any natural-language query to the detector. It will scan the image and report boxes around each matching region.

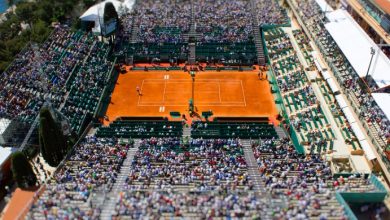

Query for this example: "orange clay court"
[105,68,278,124]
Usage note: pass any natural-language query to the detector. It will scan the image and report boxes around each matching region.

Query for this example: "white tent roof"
[342,107,356,124]
[0,118,10,135]
[321,70,331,80]
[80,0,127,21]
[360,140,377,160]
[123,0,136,9]
[325,9,390,89]
[335,94,348,109]
[315,0,334,13]
[0,147,15,167]
[372,93,390,120]
[326,78,339,93]
[350,122,366,141]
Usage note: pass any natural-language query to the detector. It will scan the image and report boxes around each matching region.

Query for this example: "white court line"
[162,80,167,102]
[164,91,218,94]
[140,101,245,104]
[137,79,246,107]
[143,79,241,82]
[218,81,221,103]
[137,80,145,106]
[138,104,246,107]
[240,80,247,107]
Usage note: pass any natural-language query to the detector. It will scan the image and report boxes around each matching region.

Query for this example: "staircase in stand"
[250,0,266,66]
[241,139,264,191]
[100,139,140,220]
[241,139,285,219]
[183,125,191,138]
[189,43,196,65]
[187,2,197,64]
[275,125,288,139]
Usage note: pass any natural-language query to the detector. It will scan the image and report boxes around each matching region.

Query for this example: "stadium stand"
[27,136,131,219]
[0,27,95,123]
[2,0,390,219]
[290,0,389,155]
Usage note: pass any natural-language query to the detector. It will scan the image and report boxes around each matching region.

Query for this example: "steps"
[183,126,191,138]
[241,140,264,191]
[275,126,288,139]
[188,43,196,64]
[99,139,140,220]
[188,2,196,64]
[241,139,276,219]
[250,0,266,66]
[130,21,138,44]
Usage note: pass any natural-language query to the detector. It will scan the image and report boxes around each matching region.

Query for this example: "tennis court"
[105,69,278,124]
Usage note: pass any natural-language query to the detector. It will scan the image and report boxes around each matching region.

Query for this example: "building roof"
[0,146,15,167]
[325,9,390,89]
[80,0,127,22]
[372,93,390,120]
[0,118,11,135]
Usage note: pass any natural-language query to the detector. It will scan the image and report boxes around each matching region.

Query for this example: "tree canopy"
[0,0,97,71]
[39,107,68,167]
[11,152,37,188]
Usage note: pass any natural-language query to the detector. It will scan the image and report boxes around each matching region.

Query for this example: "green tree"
[11,152,37,188]
[39,107,68,166]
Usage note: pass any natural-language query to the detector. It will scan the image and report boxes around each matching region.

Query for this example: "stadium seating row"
[265,28,361,153]
[291,0,389,150]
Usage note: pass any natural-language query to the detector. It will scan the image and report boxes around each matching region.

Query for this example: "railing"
[370,174,387,192]
[287,0,389,161]
[335,192,358,220]
[263,34,306,154]
[94,57,118,119]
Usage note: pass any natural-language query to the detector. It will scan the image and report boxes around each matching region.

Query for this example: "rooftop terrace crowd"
[291,0,390,148]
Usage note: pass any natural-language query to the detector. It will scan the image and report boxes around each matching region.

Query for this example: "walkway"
[100,139,140,220]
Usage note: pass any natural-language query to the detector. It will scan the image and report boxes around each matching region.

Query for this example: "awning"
[372,93,390,120]
[342,107,356,124]
[325,9,390,89]
[335,94,348,109]
[80,0,130,21]
[0,147,14,166]
[350,122,366,141]
[315,0,334,13]
[326,78,339,93]
[360,140,377,160]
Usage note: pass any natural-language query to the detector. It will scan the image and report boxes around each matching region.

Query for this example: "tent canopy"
[0,147,14,167]
[315,0,334,13]
[80,0,128,22]
[325,9,390,89]
[360,140,377,161]
[372,93,390,120]
[335,94,349,109]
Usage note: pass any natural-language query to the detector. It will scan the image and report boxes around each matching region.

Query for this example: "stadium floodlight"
[365,47,376,83]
